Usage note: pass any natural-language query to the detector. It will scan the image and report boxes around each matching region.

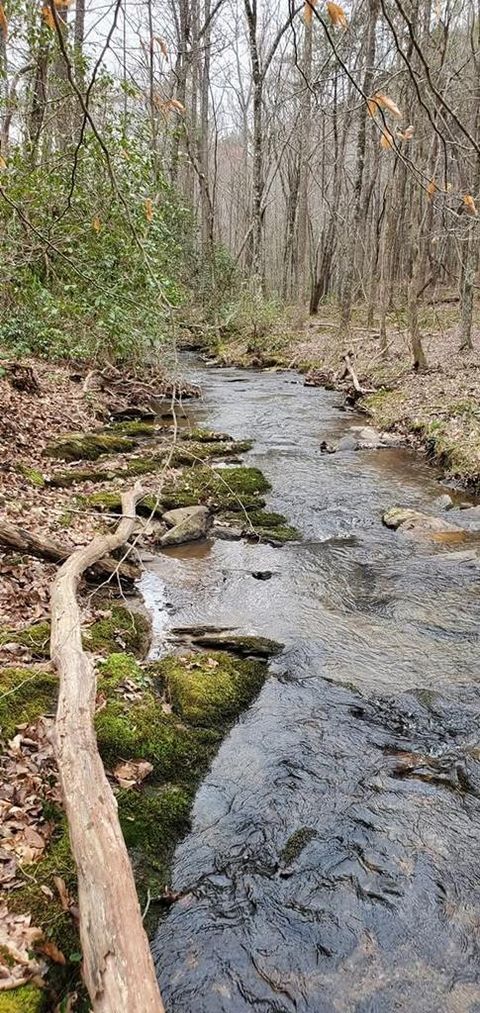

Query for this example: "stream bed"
[146,364,480,1012]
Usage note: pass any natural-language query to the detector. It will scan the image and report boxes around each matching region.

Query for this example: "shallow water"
[147,365,480,1012]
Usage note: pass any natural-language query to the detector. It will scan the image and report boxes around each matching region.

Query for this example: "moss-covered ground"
[0,642,271,1008]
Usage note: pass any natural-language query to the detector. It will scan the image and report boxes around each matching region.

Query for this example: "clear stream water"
[143,363,480,1013]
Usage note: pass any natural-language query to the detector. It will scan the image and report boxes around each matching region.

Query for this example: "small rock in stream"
[158,505,211,547]
[251,571,273,581]
[383,506,465,539]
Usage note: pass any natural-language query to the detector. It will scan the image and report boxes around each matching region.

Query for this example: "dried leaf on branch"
[380,129,394,150]
[0,3,7,39]
[304,0,317,23]
[326,2,348,27]
[463,194,477,215]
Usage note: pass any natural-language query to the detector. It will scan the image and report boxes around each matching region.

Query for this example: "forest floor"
[212,298,480,491]
[0,354,291,1011]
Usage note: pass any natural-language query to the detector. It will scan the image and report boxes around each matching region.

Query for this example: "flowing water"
[146,364,480,1012]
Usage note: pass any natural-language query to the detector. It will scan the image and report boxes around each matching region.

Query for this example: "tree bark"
[0,520,140,585]
[50,483,164,1013]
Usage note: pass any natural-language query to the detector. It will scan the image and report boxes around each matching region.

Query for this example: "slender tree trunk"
[340,0,379,336]
[296,17,313,302]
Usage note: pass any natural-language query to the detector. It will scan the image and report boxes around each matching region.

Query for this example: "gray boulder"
[159,505,211,546]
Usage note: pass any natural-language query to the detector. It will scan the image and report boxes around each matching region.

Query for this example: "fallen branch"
[342,353,374,400]
[0,520,140,585]
[50,482,164,1013]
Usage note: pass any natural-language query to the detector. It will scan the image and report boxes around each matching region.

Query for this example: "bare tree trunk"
[198,0,214,253]
[295,17,313,302]
[245,0,264,286]
[50,484,164,1013]
[340,0,379,335]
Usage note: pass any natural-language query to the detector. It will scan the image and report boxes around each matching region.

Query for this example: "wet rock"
[159,506,211,547]
[320,441,336,454]
[382,506,464,538]
[162,505,208,528]
[251,571,273,581]
[173,628,283,658]
[212,523,243,541]
[453,504,480,530]
[432,493,454,511]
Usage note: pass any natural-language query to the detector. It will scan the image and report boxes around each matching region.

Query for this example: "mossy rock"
[0,667,57,739]
[161,465,270,513]
[17,465,45,488]
[45,431,136,462]
[0,986,46,1012]
[97,651,144,688]
[171,439,252,466]
[181,428,233,443]
[1,606,151,664]
[106,421,157,437]
[49,454,168,488]
[158,651,267,727]
[243,509,300,543]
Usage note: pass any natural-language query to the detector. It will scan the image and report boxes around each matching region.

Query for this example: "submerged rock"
[212,523,243,541]
[335,426,402,452]
[432,493,454,511]
[159,506,211,547]
[383,506,464,538]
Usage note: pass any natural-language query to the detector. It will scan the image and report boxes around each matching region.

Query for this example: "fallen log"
[0,520,140,585]
[50,482,164,1013]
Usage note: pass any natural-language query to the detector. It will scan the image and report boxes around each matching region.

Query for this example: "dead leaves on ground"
[113,759,153,788]
[0,906,46,991]
[0,718,61,888]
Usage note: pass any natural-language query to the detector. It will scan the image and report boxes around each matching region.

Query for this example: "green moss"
[97,652,144,688]
[0,667,57,738]
[280,827,317,864]
[17,465,45,488]
[159,651,267,727]
[107,421,157,437]
[246,509,300,543]
[86,490,164,516]
[95,693,220,781]
[1,608,150,665]
[0,986,45,1013]
[182,427,233,443]
[83,605,151,658]
[161,465,269,512]
[0,622,51,660]
[118,784,192,930]
[45,431,136,462]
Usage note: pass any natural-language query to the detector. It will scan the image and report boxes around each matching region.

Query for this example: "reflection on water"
[147,365,480,1012]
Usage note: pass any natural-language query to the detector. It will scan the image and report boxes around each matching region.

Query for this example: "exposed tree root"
[50,483,164,1013]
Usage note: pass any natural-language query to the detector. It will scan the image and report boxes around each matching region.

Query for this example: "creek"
[144,363,480,1012]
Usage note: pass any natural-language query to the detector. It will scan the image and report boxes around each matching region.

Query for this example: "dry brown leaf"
[41,4,56,30]
[367,98,379,118]
[167,98,186,114]
[144,198,154,223]
[463,194,477,215]
[380,129,394,150]
[0,3,7,39]
[0,155,7,170]
[40,941,66,965]
[92,216,101,233]
[154,35,168,57]
[373,92,402,119]
[304,0,317,23]
[427,179,437,197]
[326,1,348,27]
[54,876,71,912]
[113,759,153,788]
[397,124,414,140]
[0,905,46,990]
